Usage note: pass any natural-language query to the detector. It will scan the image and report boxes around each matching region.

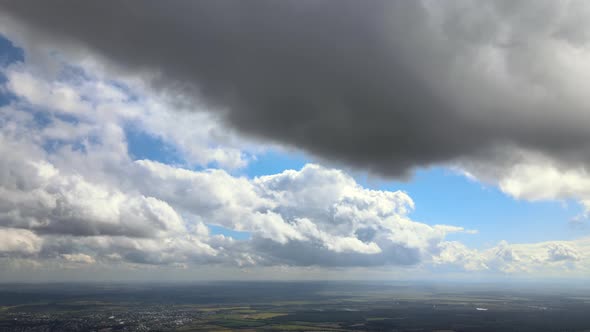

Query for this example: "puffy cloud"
[2,66,250,170]
[6,68,94,115]
[459,149,590,202]
[131,160,304,244]
[546,243,581,262]
[61,253,96,264]
[0,154,186,238]
[433,241,488,272]
[0,65,227,267]
[457,149,590,222]
[435,239,589,274]
[130,161,477,266]
[46,233,220,266]
[0,228,42,255]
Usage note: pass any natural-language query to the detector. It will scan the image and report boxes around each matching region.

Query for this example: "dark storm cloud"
[2,0,590,176]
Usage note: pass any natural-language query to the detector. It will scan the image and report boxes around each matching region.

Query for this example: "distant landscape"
[2,282,590,331]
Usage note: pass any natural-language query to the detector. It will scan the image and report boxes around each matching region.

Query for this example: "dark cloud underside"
[2,0,590,176]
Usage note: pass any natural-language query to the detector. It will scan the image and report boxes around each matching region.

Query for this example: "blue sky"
[380,169,585,247]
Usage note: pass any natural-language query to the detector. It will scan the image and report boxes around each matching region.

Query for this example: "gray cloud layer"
[3,1,590,176]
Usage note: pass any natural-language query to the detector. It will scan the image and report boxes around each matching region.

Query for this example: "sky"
[0,1,590,282]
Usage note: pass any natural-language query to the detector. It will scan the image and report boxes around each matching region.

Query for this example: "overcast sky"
[0,1,590,282]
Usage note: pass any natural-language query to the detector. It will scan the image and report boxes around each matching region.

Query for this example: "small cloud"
[61,253,96,264]
[546,243,581,262]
